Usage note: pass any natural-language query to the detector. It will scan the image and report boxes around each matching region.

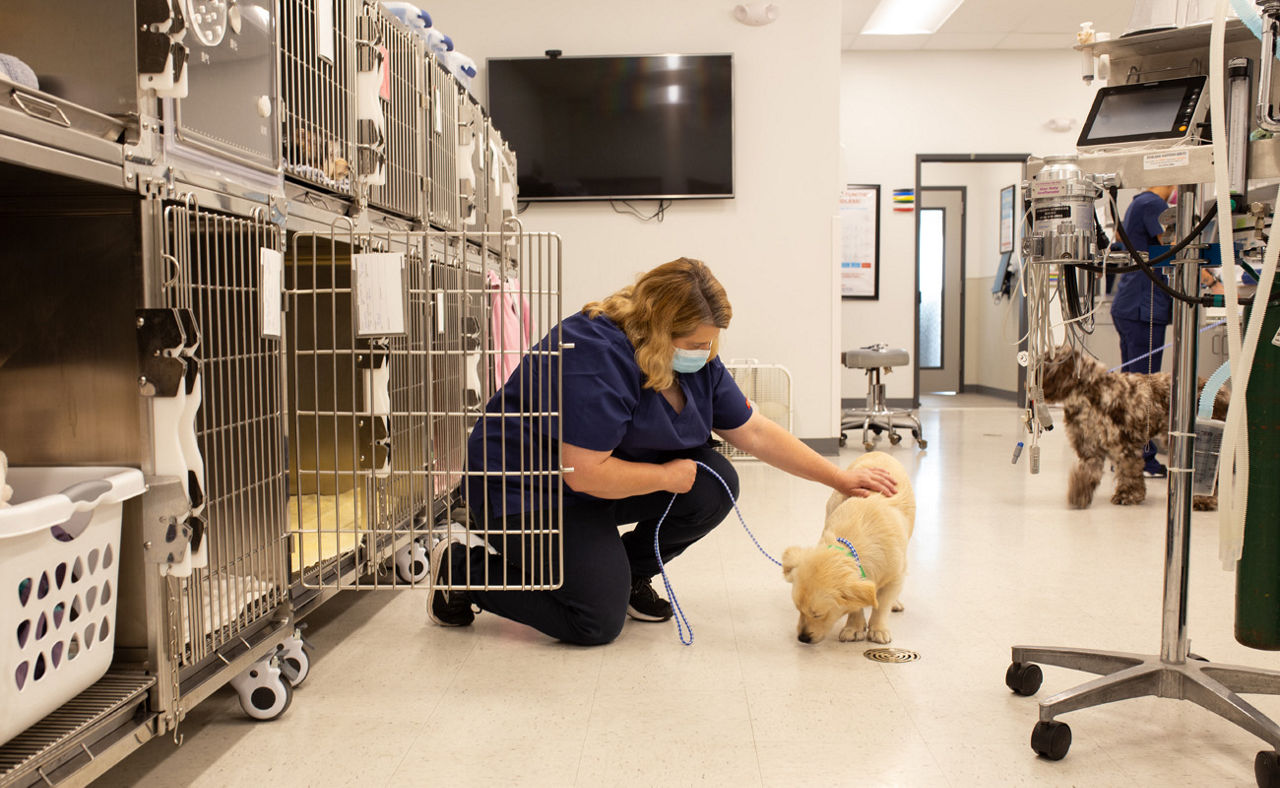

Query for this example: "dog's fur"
[1038,344,1228,509]
[781,452,915,645]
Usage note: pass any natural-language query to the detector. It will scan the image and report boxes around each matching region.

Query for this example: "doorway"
[918,187,965,394]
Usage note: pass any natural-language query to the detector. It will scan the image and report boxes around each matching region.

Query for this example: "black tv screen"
[486,54,734,201]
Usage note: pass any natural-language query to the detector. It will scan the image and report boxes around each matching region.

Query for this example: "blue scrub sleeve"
[1142,207,1164,244]
[709,359,753,431]
[559,339,637,452]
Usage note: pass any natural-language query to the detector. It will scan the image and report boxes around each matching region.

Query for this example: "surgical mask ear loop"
[652,460,780,646]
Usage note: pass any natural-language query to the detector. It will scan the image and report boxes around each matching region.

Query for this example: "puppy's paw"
[891,601,904,612]
[1192,495,1218,511]
[838,625,867,642]
[1110,488,1145,506]
[868,628,893,644]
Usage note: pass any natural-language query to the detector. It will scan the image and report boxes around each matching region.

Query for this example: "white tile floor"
[97,400,1280,787]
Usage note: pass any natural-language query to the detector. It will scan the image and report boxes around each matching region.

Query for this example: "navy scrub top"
[464,312,754,519]
[1110,189,1172,325]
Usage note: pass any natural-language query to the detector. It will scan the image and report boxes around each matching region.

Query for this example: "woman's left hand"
[835,466,897,498]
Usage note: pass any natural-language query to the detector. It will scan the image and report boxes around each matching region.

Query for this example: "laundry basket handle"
[59,480,113,508]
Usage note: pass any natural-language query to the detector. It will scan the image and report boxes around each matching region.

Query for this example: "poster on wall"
[840,184,880,300]
[999,184,1016,254]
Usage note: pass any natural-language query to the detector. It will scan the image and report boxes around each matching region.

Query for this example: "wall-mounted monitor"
[486,54,734,201]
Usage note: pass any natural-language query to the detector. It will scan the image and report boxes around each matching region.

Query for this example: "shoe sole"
[427,538,475,627]
[626,604,672,623]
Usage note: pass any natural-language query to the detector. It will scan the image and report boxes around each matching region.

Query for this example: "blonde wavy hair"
[583,257,732,391]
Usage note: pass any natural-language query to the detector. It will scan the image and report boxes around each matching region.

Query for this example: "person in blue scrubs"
[1110,185,1174,477]
[427,257,898,645]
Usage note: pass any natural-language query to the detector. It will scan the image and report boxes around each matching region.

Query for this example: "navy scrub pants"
[454,446,739,646]
[1114,316,1168,463]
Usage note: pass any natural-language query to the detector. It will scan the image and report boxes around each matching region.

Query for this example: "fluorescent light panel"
[860,0,965,35]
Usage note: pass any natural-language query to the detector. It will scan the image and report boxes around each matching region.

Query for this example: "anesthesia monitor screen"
[1078,76,1206,148]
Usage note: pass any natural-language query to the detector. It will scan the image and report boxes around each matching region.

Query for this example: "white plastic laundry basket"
[0,466,144,746]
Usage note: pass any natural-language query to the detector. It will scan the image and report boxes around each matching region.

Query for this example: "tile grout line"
[384,631,481,784]
[571,640,607,786]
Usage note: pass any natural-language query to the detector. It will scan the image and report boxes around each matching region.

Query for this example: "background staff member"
[429,257,897,645]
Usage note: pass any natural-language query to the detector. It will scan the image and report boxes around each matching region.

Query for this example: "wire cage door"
[160,202,290,672]
[717,361,793,461]
[284,224,564,592]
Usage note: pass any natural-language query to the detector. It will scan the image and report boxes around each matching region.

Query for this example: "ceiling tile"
[935,0,1033,34]
[994,32,1079,50]
[849,33,931,50]
[921,31,1009,50]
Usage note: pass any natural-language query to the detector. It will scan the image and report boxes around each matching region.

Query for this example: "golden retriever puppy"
[781,452,915,645]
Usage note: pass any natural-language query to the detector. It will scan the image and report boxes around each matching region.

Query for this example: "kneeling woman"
[428,257,895,645]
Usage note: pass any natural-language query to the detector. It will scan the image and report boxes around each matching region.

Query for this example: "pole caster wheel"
[231,656,293,721]
[1257,751,1280,788]
[277,632,313,688]
[1031,720,1071,761]
[1006,661,1042,696]
[395,539,429,584]
[888,432,902,445]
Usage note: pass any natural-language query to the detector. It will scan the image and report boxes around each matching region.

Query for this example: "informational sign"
[259,247,283,339]
[840,184,880,300]
[316,0,335,62]
[352,252,407,337]
[999,184,1016,254]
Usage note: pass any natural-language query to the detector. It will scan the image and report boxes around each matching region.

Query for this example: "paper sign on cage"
[352,252,407,337]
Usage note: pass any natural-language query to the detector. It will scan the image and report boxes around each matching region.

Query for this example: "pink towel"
[487,270,532,385]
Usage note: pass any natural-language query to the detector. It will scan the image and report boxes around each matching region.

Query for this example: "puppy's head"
[781,546,878,644]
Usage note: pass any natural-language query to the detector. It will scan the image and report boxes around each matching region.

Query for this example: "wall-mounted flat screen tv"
[486,53,734,201]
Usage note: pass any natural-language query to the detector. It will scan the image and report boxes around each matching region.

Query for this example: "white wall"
[840,49,1098,400]
[427,1,843,439]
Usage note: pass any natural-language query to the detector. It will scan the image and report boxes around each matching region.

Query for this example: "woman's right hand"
[663,458,698,493]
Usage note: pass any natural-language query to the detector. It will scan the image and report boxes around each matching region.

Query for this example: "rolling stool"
[840,344,927,451]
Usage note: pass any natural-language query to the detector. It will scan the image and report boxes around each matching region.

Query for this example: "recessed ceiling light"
[861,0,965,35]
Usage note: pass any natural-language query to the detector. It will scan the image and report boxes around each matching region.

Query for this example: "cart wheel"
[1030,720,1071,761]
[278,635,312,688]
[1005,662,1043,696]
[917,438,928,449]
[1257,751,1280,788]
[395,540,429,585]
[888,432,902,445]
[863,441,875,452]
[231,658,293,721]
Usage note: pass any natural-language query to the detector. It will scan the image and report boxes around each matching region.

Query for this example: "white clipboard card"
[840,184,880,300]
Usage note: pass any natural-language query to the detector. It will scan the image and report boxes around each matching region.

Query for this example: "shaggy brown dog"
[1038,344,1228,509]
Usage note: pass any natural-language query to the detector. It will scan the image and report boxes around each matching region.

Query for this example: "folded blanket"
[0,54,39,91]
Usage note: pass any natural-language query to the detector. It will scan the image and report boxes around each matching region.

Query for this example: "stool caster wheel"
[917,438,928,449]
[863,441,875,452]
[1256,750,1280,787]
[1005,661,1042,696]
[888,432,902,446]
[1030,720,1071,761]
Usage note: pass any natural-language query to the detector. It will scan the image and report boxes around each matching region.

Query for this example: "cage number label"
[316,0,336,62]
[352,253,406,337]
[1144,150,1190,170]
[260,248,283,339]
[434,88,443,134]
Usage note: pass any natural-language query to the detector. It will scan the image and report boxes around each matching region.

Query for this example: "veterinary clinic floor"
[97,396,1278,787]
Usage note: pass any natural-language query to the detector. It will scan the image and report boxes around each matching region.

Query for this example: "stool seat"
[842,347,910,369]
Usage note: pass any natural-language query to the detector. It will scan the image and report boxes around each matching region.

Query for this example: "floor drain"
[864,647,920,663]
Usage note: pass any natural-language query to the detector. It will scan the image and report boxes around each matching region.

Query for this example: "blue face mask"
[672,347,710,374]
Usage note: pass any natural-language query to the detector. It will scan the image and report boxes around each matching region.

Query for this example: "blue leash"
[1105,319,1226,373]
[653,460,780,646]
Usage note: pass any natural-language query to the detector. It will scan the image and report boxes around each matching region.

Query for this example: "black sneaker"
[1143,460,1168,478]
[627,575,673,622]
[427,538,475,627]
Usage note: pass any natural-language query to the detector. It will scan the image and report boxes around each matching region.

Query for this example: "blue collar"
[828,537,866,578]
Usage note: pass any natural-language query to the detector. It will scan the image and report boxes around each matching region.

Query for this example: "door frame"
[913,153,1031,407]
[916,186,966,393]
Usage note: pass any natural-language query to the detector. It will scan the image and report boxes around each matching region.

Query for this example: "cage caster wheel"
[1005,661,1042,696]
[1030,720,1071,761]
[395,539,429,585]
[277,631,313,688]
[231,656,293,721]
[863,441,875,452]
[1256,750,1280,788]
[888,432,902,446]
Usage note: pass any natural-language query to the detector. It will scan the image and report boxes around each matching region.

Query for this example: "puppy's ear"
[837,577,878,609]
[781,547,801,582]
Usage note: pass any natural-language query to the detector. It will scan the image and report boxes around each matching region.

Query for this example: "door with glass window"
[918,188,965,394]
